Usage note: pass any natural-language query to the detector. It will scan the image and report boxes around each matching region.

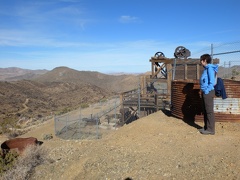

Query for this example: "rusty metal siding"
[214,98,240,114]
[224,79,240,98]
[171,79,240,122]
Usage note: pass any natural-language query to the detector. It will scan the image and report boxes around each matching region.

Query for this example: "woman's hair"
[200,54,212,64]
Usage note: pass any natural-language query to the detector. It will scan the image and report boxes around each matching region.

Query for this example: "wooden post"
[155,94,158,111]
[166,64,172,96]
[197,64,200,79]
[141,76,146,94]
[151,61,155,78]
[184,64,187,80]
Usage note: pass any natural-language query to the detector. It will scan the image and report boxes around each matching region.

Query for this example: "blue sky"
[0,0,240,73]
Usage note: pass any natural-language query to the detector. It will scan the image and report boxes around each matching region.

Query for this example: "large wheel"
[154,52,165,58]
[154,52,165,67]
[174,46,191,59]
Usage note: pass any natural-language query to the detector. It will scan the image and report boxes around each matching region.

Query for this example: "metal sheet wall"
[171,79,240,122]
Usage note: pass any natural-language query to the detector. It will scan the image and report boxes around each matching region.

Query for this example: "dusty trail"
[18,98,29,113]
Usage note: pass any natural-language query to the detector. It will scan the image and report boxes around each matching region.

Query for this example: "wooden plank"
[184,64,187,80]
[150,58,220,65]
[166,64,172,96]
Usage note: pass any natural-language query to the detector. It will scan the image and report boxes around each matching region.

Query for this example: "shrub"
[80,103,89,109]
[232,68,240,76]
[0,145,49,180]
[60,107,72,115]
[100,98,107,103]
[0,117,21,135]
[0,151,19,174]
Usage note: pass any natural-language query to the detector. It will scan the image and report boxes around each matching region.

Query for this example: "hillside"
[0,67,141,93]
[0,67,142,134]
[0,67,48,81]
[3,110,238,180]
[0,80,112,127]
[33,66,141,93]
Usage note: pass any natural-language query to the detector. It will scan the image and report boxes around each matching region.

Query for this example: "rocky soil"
[1,110,239,180]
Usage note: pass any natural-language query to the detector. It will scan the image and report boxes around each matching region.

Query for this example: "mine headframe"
[152,51,167,78]
[150,46,191,79]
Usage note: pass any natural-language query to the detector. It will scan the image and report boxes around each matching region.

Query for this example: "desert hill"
[0,67,48,81]
[0,67,142,134]
[33,66,141,93]
[217,65,240,79]
[0,80,111,128]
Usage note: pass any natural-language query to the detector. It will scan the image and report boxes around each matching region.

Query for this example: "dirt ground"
[1,110,240,180]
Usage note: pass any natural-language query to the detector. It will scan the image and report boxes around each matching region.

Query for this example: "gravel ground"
[2,111,240,180]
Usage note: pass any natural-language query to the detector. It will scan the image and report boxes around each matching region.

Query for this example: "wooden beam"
[166,64,172,96]
[150,58,220,65]
[184,64,187,80]
[197,64,200,79]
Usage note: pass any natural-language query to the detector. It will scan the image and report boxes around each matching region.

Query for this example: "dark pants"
[202,90,215,133]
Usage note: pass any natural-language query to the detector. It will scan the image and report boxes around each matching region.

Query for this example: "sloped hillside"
[34,66,141,93]
[0,67,48,81]
[0,67,142,130]
[14,110,240,180]
[0,80,112,125]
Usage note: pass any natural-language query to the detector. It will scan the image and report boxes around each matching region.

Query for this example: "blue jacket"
[200,64,218,94]
[214,77,227,99]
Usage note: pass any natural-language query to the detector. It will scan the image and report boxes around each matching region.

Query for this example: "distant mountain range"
[1,64,240,82]
[0,67,48,81]
[0,67,143,93]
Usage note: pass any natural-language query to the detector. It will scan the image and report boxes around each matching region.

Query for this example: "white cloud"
[119,15,140,23]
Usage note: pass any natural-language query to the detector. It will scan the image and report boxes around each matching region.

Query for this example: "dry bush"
[0,145,49,180]
[0,151,19,174]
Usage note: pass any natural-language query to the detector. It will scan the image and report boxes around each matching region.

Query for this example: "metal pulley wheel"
[154,52,165,67]
[174,46,191,59]
[154,52,165,58]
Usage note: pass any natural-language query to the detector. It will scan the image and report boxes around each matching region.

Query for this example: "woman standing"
[199,54,218,135]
